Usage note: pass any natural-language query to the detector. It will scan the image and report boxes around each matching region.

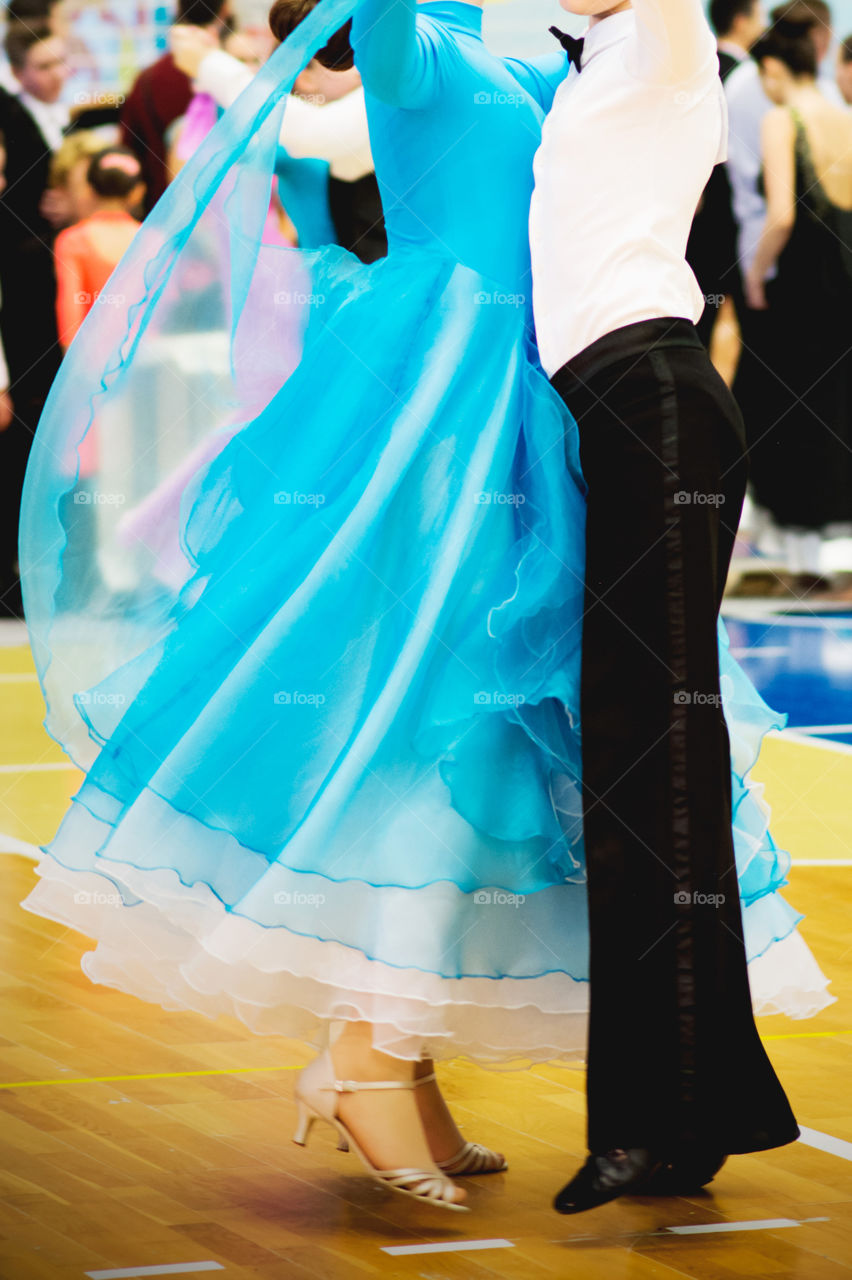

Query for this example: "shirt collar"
[717,39,748,63]
[18,92,69,148]
[580,10,634,68]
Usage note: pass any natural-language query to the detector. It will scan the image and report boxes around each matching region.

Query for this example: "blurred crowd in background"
[0,0,851,618]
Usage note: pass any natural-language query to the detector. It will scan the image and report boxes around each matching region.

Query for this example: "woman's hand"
[745,266,768,311]
[170,24,219,80]
[0,389,13,432]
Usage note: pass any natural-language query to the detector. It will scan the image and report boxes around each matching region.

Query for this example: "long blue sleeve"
[503,52,566,114]
[351,0,440,108]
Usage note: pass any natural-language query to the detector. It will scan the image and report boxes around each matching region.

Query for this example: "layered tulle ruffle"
[21,249,833,1060]
[18,0,832,1061]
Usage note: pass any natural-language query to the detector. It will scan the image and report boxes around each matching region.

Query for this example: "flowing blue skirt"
[16,0,833,1057]
[19,243,833,1061]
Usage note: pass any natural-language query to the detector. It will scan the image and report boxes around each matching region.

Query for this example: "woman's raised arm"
[351,0,439,108]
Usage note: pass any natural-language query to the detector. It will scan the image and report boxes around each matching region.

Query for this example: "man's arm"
[629,0,717,83]
[350,0,438,109]
[194,48,373,178]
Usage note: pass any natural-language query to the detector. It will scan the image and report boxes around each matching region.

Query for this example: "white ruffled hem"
[747,927,836,1019]
[20,850,835,1063]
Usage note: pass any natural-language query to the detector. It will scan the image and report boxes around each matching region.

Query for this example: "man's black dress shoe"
[639,1148,728,1196]
[553,1147,664,1214]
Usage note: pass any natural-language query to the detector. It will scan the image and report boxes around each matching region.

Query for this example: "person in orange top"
[54,147,145,349]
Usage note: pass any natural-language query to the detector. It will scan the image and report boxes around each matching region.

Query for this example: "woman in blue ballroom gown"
[18,0,832,1211]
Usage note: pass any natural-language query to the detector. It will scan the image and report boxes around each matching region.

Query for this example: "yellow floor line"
[3,1031,851,1090]
[0,1065,303,1089]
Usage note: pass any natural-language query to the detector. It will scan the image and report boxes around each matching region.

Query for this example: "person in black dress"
[745,17,852,589]
[687,0,766,348]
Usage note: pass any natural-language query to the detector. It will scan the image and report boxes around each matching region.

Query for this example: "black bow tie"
[549,27,585,72]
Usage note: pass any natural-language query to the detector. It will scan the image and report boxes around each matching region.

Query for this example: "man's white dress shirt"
[716,39,748,69]
[529,2,727,377]
[195,49,373,182]
[18,92,70,152]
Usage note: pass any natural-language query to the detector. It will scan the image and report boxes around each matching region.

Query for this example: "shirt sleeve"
[194,47,253,110]
[502,52,566,114]
[350,0,439,109]
[195,49,373,179]
[54,228,89,347]
[627,0,717,84]
[0,305,8,392]
[279,91,373,177]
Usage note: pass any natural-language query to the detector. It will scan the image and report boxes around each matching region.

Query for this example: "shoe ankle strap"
[323,1072,437,1093]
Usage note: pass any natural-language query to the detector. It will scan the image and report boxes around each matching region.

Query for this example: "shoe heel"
[292,1101,317,1146]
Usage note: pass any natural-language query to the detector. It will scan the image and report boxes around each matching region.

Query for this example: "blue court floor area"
[722,603,852,746]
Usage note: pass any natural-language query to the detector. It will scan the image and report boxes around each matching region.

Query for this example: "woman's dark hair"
[7,0,57,20]
[752,17,819,76]
[770,0,830,26]
[4,18,52,69]
[841,33,852,63]
[176,0,232,27]
[268,0,354,69]
[86,147,144,200]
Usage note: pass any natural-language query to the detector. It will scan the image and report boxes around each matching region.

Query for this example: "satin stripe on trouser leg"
[551,318,800,1158]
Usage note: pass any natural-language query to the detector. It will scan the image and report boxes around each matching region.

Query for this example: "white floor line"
[382,1239,514,1257]
[664,1218,825,1235]
[791,724,852,735]
[0,834,41,859]
[0,761,78,773]
[0,672,37,683]
[798,1127,852,1162]
[722,605,852,629]
[730,646,790,659]
[0,620,28,645]
[772,729,852,756]
[791,860,852,867]
[85,1266,224,1279]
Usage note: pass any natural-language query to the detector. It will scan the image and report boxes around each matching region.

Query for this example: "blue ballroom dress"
[18,0,832,1064]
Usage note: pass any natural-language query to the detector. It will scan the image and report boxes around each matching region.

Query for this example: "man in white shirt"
[714,0,767,76]
[170,19,385,261]
[529,0,800,1214]
[2,17,69,147]
[0,19,68,616]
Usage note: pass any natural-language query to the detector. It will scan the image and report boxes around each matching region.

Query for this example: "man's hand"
[170,24,219,80]
[0,390,13,431]
[40,186,74,230]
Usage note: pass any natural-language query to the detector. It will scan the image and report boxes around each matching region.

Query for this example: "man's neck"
[19,90,61,108]
[589,2,632,28]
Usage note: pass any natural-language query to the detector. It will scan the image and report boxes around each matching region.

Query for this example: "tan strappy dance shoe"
[436,1141,507,1176]
[293,1049,470,1211]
